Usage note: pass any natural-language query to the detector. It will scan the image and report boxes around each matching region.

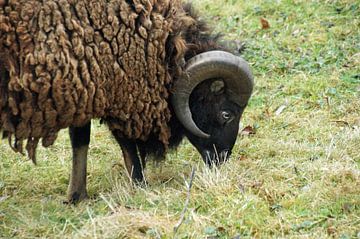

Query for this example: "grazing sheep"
[0,0,254,203]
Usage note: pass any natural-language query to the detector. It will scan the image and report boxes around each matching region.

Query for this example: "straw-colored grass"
[1,0,359,238]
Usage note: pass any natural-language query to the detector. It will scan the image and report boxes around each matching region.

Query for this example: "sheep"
[0,0,254,203]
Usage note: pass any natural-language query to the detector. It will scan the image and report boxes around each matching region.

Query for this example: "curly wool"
[0,0,193,162]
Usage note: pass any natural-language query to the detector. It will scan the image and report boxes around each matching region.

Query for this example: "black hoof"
[64,191,88,205]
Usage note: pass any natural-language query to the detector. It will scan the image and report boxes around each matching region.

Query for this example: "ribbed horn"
[172,51,254,138]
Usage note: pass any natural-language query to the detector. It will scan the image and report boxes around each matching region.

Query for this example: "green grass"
[1,0,359,238]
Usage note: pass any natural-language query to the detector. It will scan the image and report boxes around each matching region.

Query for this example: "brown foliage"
[260,17,270,29]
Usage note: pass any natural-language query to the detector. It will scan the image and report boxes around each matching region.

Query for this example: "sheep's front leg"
[112,132,145,182]
[67,122,91,203]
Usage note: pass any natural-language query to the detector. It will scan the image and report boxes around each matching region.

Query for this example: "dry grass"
[1,0,359,238]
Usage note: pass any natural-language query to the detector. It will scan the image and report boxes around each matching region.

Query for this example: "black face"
[184,79,245,166]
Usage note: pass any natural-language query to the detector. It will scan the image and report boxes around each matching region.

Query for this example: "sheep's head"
[172,51,254,166]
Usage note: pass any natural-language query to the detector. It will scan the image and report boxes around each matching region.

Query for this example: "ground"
[0,0,359,238]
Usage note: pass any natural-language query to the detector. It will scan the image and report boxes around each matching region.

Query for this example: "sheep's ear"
[219,40,246,55]
[210,80,225,95]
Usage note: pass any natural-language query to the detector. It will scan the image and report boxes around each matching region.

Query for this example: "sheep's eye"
[221,111,232,121]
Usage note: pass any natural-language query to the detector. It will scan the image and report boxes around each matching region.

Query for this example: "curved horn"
[172,50,254,138]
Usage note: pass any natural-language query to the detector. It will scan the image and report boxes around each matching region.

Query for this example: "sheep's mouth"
[201,149,231,167]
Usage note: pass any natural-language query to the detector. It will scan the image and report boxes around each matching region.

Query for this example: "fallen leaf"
[327,226,336,235]
[240,125,256,135]
[260,17,270,29]
[239,155,248,161]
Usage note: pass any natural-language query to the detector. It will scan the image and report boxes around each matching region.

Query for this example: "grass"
[1,0,359,238]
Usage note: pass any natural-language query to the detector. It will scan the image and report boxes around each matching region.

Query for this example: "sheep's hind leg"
[67,122,91,204]
[112,133,145,183]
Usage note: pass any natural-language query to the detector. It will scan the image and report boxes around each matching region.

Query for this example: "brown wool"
[0,0,197,162]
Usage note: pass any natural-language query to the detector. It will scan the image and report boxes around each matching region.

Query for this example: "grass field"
[1,0,359,238]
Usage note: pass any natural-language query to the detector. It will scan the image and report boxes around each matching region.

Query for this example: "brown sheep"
[0,0,254,203]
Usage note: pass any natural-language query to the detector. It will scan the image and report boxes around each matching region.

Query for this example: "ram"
[0,0,254,203]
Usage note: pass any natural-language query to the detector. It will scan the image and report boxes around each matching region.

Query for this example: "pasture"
[0,0,359,238]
